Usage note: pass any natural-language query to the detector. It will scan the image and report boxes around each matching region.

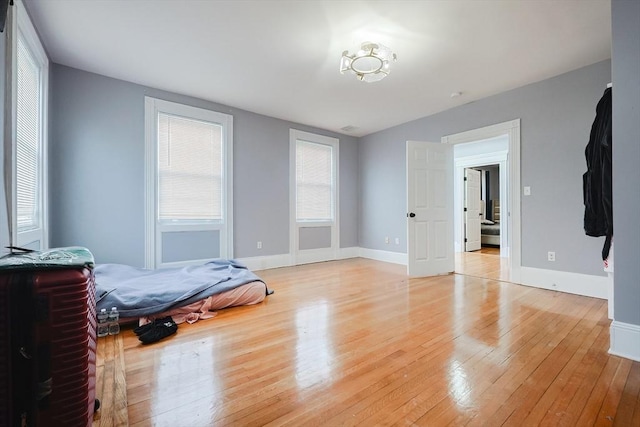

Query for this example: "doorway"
[459,162,508,281]
[453,137,508,256]
[455,148,509,280]
[406,119,521,282]
[447,120,521,283]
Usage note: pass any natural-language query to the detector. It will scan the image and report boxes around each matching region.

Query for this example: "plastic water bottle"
[108,307,120,335]
[97,308,109,338]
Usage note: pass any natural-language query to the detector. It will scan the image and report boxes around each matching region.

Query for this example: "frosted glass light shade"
[340,42,396,83]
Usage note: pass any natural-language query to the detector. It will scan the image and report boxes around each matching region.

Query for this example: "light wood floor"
[93,257,640,426]
[455,246,509,282]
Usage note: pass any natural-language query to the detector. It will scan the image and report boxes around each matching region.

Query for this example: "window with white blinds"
[16,34,41,231]
[289,129,339,262]
[296,140,334,221]
[145,97,233,268]
[12,0,49,250]
[158,113,223,222]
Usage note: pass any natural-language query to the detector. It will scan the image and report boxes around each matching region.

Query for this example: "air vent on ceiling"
[340,125,359,133]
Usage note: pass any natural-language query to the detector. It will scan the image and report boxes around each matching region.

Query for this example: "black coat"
[583,87,612,259]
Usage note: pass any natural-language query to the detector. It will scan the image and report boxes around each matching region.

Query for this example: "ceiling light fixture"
[340,42,397,83]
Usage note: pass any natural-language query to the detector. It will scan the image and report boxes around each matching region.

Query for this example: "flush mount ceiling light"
[340,42,397,83]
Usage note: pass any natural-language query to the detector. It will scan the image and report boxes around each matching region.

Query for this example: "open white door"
[464,168,482,251]
[407,141,454,277]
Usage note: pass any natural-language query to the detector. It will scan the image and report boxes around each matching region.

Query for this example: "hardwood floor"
[93,258,640,426]
[455,247,509,282]
[478,246,500,256]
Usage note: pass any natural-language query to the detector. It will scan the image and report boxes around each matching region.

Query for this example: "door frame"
[442,119,521,282]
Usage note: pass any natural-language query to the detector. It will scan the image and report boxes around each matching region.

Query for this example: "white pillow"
[481,219,495,225]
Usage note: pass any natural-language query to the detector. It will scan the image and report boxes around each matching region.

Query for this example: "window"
[289,129,339,264]
[145,98,233,268]
[157,113,223,223]
[296,140,334,221]
[11,0,49,249]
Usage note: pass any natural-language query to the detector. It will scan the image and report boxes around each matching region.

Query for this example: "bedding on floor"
[138,280,267,325]
[95,259,269,320]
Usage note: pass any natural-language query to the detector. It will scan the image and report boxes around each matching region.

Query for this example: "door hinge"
[464,207,467,212]
[464,238,468,242]
[464,177,467,181]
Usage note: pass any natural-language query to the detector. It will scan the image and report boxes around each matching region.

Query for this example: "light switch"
[524,186,531,196]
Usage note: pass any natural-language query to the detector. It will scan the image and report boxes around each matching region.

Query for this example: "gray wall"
[359,60,612,276]
[49,65,358,266]
[611,0,640,326]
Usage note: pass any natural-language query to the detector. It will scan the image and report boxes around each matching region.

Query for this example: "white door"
[407,141,454,277]
[465,168,482,251]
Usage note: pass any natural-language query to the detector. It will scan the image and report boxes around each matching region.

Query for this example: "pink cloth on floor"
[139,281,267,326]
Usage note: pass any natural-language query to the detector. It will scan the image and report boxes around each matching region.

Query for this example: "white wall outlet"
[395,237,400,245]
[385,237,390,244]
[257,241,262,249]
[524,186,531,196]
[548,251,555,261]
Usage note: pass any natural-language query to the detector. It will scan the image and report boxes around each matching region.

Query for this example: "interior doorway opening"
[453,136,508,257]
[405,119,521,282]
[442,120,522,283]
[464,164,501,252]
[455,141,509,281]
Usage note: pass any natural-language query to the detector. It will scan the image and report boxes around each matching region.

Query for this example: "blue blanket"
[95,259,265,318]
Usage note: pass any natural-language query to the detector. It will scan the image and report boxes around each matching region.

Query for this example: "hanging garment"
[583,87,612,260]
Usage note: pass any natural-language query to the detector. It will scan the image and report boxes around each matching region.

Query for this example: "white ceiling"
[24,0,611,137]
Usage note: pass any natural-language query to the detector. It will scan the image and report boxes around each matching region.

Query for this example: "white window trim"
[289,129,339,265]
[9,0,49,249]
[144,97,233,268]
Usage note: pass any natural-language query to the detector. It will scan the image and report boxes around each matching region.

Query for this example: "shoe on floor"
[138,317,178,344]
[134,316,174,336]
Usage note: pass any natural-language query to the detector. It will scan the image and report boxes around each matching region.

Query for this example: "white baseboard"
[518,266,609,300]
[338,247,360,259]
[358,248,407,265]
[294,248,339,265]
[238,246,360,271]
[609,321,640,362]
[236,253,292,271]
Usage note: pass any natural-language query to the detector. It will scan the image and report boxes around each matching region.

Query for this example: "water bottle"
[97,308,109,338]
[108,307,120,335]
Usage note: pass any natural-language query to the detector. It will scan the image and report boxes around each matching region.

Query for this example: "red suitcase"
[0,247,97,427]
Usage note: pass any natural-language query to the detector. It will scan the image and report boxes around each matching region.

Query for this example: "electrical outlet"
[257,241,262,249]
[548,251,555,261]
[395,237,400,245]
[385,237,390,244]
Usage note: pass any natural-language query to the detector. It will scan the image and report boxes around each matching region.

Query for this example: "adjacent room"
[1,0,638,425]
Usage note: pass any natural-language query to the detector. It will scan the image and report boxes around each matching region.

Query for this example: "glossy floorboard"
[455,246,508,282]
[93,257,639,426]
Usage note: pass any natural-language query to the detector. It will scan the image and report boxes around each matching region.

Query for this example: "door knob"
[408,212,416,218]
